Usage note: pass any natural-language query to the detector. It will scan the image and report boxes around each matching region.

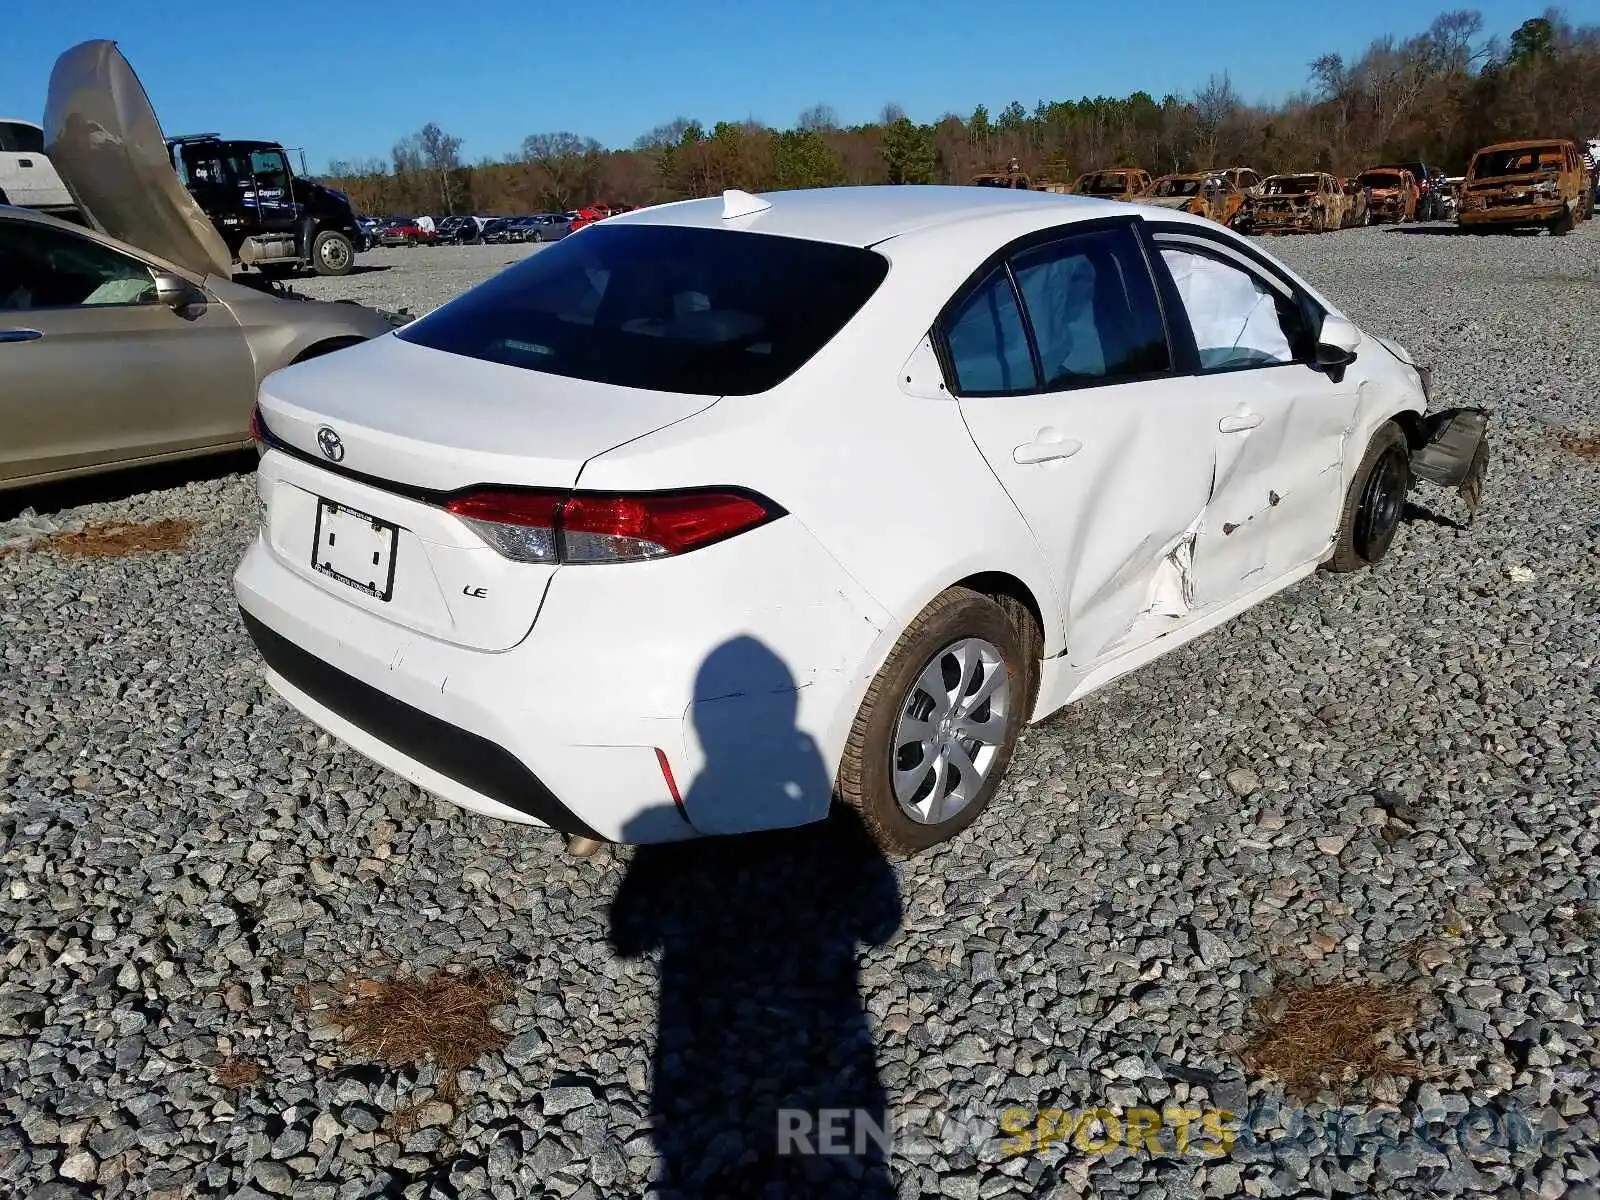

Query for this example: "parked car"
[1215,166,1264,196]
[523,213,573,242]
[565,207,607,233]
[0,205,395,489]
[1070,168,1152,200]
[235,185,1485,856]
[1373,161,1448,220]
[481,217,520,244]
[435,215,476,244]
[1243,173,1346,233]
[1338,178,1368,227]
[1457,139,1592,234]
[375,217,434,247]
[1354,168,1419,224]
[1142,172,1244,226]
[0,117,77,218]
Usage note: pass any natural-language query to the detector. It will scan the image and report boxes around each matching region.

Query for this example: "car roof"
[0,203,200,281]
[604,185,1132,247]
[1473,138,1573,152]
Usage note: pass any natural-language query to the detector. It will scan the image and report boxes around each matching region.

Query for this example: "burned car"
[1353,168,1418,224]
[1070,168,1152,201]
[1457,139,1592,234]
[1142,172,1245,226]
[1243,173,1346,234]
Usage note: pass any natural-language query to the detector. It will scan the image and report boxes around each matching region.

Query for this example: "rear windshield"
[1471,146,1564,178]
[398,223,889,396]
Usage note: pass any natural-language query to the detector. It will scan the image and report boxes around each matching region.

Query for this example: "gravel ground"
[2,222,1598,1199]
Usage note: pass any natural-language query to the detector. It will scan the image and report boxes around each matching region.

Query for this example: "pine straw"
[6,518,196,559]
[321,969,513,1101]
[1241,982,1419,1099]
[213,1057,266,1090]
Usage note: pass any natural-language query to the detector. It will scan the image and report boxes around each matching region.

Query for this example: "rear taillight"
[443,488,780,564]
[249,405,270,456]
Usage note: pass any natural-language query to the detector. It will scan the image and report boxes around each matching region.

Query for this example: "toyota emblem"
[316,426,345,463]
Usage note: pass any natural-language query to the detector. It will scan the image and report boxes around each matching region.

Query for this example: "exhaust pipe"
[565,835,604,858]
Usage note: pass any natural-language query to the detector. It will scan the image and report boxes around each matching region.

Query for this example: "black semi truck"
[168,134,363,277]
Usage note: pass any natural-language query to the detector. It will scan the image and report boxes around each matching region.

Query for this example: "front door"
[0,218,256,484]
[1150,230,1360,601]
[948,222,1233,668]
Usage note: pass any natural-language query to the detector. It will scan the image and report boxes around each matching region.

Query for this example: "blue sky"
[5,0,1542,171]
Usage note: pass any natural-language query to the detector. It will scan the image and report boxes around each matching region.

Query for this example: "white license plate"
[311,499,398,601]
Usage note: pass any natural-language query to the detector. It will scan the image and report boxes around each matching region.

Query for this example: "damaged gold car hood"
[43,39,235,280]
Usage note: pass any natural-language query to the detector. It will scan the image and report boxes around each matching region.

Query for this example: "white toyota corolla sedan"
[235,186,1487,854]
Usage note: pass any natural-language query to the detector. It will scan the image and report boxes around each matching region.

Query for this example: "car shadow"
[608,635,902,1198]
[0,449,256,521]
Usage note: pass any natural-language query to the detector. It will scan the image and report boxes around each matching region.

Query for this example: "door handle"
[1013,435,1083,465]
[1218,412,1263,433]
[0,329,43,343]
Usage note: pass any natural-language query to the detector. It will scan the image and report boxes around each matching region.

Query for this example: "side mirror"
[153,272,207,318]
[1314,312,1360,373]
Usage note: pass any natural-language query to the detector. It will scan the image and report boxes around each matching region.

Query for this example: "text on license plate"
[311,498,398,601]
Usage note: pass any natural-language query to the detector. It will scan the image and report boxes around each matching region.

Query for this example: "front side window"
[1009,229,1171,388]
[1158,244,1307,371]
[400,223,889,396]
[0,222,156,311]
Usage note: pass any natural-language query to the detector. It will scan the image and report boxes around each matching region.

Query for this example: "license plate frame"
[311,498,399,602]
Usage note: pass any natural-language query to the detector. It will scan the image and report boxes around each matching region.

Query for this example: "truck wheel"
[311,230,356,276]
[1323,422,1411,573]
[1549,205,1574,236]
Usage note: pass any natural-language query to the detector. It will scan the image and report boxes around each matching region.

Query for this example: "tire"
[1323,422,1412,573]
[310,230,355,277]
[1549,205,1574,236]
[839,588,1035,854]
[532,230,544,243]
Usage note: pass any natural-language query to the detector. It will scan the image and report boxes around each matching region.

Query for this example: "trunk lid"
[257,335,718,494]
[254,336,720,651]
[43,39,234,279]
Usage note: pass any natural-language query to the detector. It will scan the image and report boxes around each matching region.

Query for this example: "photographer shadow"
[610,636,902,1198]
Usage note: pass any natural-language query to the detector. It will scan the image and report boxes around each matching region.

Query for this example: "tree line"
[324,9,1600,217]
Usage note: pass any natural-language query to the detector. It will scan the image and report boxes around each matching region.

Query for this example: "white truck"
[0,118,77,216]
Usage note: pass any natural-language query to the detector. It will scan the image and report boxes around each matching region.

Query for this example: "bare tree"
[633,117,695,151]
[418,123,463,212]
[878,102,907,126]
[797,103,839,132]
[519,132,605,209]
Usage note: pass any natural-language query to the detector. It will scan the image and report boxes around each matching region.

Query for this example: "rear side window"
[943,268,1036,394]
[400,224,889,396]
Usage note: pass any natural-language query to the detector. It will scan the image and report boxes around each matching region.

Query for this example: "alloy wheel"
[891,638,1011,824]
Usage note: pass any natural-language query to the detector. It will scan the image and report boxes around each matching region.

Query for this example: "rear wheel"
[839,589,1034,854]
[1324,422,1411,573]
[311,230,355,276]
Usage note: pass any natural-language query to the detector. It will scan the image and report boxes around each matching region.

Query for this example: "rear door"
[949,220,1232,667]
[0,217,255,483]
[1149,226,1358,599]
[0,121,71,209]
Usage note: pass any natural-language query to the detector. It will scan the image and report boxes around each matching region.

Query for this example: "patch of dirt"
[314,968,514,1100]
[214,1057,266,1089]
[1554,432,1600,460]
[5,518,196,558]
[1241,981,1419,1098]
